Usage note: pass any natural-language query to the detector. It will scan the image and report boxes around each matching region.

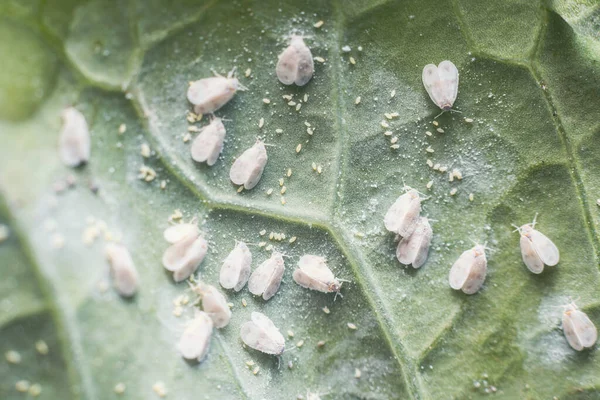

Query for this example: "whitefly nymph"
[422,60,459,114]
[449,243,488,295]
[276,35,314,86]
[513,214,559,274]
[240,311,285,355]
[562,302,597,351]
[187,68,247,115]
[292,254,342,294]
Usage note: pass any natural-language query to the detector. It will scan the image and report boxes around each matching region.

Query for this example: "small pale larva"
[219,241,252,292]
[240,311,285,355]
[513,214,559,274]
[562,302,598,351]
[58,107,90,167]
[187,69,246,115]
[191,283,231,328]
[422,60,459,114]
[448,244,487,294]
[178,311,213,362]
[190,117,226,166]
[292,254,342,294]
[229,140,268,190]
[276,35,314,86]
[162,223,208,282]
[105,243,139,297]
[248,252,285,301]
[384,187,423,237]
[396,217,433,269]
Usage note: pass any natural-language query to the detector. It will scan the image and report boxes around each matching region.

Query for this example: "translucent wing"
[219,242,252,291]
[461,254,486,295]
[178,311,213,361]
[190,120,226,166]
[437,60,459,108]
[163,223,199,244]
[529,229,559,267]
[298,255,334,282]
[410,218,433,269]
[293,255,335,292]
[292,38,314,86]
[422,61,458,110]
[384,190,421,236]
[172,236,208,282]
[562,311,582,350]
[248,253,284,300]
[243,142,268,189]
[163,234,207,282]
[200,285,231,328]
[261,253,285,300]
[396,217,432,268]
[519,235,544,273]
[449,249,474,290]
[571,310,598,349]
[240,312,285,355]
[276,45,299,85]
[230,142,267,187]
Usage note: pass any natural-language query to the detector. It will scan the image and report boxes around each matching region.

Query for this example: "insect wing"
[220,242,252,291]
[240,312,285,355]
[519,235,544,274]
[163,223,199,244]
[178,311,213,361]
[105,243,138,297]
[529,229,559,267]
[276,45,299,85]
[449,249,475,290]
[191,119,226,166]
[201,285,231,328]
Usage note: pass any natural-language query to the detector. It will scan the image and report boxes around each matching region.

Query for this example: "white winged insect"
[512,214,559,274]
[190,117,226,166]
[384,186,424,237]
[162,222,208,282]
[190,283,231,328]
[449,243,488,294]
[105,243,139,297]
[187,68,247,115]
[219,241,252,292]
[396,216,433,269]
[229,140,268,190]
[292,254,343,295]
[276,35,314,86]
[422,60,459,117]
[248,252,284,301]
[240,311,285,355]
[178,310,213,362]
[58,107,90,167]
[562,302,598,351]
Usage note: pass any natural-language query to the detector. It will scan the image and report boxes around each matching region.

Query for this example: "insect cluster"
[48,21,597,397]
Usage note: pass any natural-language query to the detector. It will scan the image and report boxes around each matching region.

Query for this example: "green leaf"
[1,0,600,399]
